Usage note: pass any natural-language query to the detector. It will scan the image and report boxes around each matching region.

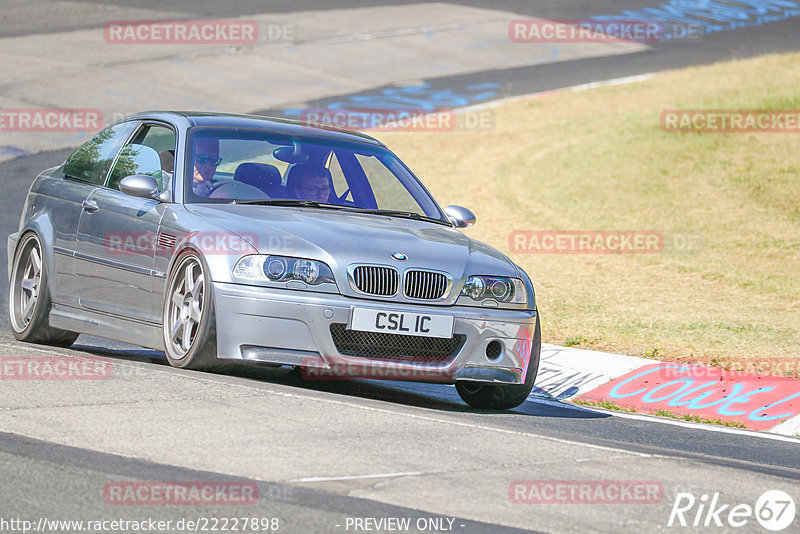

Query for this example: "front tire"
[162,252,219,371]
[8,232,79,347]
[456,314,541,410]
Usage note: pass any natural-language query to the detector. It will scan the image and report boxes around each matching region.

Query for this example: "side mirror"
[444,205,476,228]
[119,174,160,199]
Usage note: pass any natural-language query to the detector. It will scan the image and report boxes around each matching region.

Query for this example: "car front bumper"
[213,282,537,385]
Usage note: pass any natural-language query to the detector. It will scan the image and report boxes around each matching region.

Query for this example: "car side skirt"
[49,303,164,351]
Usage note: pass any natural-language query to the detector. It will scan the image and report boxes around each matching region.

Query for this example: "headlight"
[462,276,485,300]
[459,275,526,305]
[233,255,335,286]
[292,259,320,284]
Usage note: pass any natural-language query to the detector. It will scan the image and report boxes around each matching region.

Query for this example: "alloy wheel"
[10,237,42,332]
[165,256,205,358]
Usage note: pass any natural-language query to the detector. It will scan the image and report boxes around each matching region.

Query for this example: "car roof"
[122,110,384,146]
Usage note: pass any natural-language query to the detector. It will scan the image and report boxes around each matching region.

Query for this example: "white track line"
[452,72,800,444]
[289,471,424,483]
[7,70,798,446]
[567,402,800,444]
[4,337,798,445]
[457,73,657,114]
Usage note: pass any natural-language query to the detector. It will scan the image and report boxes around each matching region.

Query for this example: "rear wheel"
[456,314,541,410]
[162,252,219,371]
[8,233,79,347]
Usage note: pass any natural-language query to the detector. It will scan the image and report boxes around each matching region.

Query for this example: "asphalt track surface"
[0,2,699,38]
[2,1,800,533]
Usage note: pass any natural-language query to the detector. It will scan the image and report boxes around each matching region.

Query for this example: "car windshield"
[184,128,447,222]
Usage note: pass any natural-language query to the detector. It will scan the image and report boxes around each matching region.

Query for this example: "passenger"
[286,164,333,203]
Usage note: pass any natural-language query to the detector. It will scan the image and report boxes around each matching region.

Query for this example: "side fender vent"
[156,232,177,252]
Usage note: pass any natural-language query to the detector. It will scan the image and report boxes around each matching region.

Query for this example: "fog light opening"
[485,340,503,361]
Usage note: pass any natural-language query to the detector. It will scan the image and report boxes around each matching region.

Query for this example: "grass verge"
[573,399,637,413]
[375,52,800,377]
[575,400,746,428]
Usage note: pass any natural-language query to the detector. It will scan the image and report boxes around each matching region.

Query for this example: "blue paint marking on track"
[282,82,502,117]
[0,146,31,158]
[607,365,800,422]
[593,0,800,39]
[278,2,800,118]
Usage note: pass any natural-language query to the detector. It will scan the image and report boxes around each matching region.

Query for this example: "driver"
[286,164,332,203]
[192,137,222,197]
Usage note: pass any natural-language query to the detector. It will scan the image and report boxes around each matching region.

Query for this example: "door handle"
[81,199,99,212]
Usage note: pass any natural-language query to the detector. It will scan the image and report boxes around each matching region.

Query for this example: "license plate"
[349,308,454,338]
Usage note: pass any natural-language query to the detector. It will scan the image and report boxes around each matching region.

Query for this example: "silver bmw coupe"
[8,111,540,409]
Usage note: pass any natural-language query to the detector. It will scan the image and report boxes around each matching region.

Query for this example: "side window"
[63,122,138,185]
[107,124,177,191]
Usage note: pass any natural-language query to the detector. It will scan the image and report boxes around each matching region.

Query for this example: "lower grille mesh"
[330,324,465,363]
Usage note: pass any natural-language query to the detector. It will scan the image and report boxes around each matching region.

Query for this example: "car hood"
[186,204,518,283]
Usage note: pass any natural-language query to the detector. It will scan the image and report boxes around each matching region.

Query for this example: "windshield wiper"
[232,199,349,210]
[345,208,451,226]
[232,200,450,225]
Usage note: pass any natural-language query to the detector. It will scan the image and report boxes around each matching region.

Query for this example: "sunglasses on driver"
[195,154,223,166]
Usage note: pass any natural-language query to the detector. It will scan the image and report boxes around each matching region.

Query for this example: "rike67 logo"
[668,490,796,531]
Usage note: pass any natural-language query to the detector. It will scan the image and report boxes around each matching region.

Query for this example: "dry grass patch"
[372,52,800,375]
